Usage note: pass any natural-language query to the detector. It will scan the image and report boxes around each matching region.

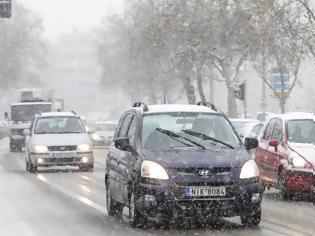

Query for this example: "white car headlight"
[91,133,101,140]
[33,145,48,153]
[141,160,169,180]
[78,144,91,152]
[240,160,259,179]
[290,153,310,169]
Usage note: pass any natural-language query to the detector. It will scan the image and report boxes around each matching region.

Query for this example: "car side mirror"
[115,138,133,152]
[268,139,278,152]
[268,139,278,147]
[23,129,30,136]
[244,137,258,150]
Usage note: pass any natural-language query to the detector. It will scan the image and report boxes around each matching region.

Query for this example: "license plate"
[185,186,226,197]
[53,153,66,158]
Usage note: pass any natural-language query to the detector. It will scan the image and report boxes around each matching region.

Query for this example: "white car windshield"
[34,116,85,134]
[142,112,240,150]
[287,119,315,144]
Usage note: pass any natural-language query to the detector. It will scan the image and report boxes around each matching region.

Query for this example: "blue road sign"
[270,67,290,92]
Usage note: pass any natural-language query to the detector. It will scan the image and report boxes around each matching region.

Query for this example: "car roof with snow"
[37,112,79,118]
[11,102,52,106]
[230,118,260,123]
[132,104,218,114]
[271,112,314,121]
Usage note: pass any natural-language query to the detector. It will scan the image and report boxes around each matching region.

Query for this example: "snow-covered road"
[0,138,314,236]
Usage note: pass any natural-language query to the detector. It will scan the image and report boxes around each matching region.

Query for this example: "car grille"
[176,167,232,175]
[48,145,77,151]
[11,129,24,135]
[44,157,81,163]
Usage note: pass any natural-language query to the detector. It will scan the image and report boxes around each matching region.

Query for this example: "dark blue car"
[105,102,263,228]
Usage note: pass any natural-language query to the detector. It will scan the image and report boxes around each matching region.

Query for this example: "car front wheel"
[29,160,37,173]
[240,207,261,227]
[129,188,146,228]
[279,169,292,200]
[106,180,123,217]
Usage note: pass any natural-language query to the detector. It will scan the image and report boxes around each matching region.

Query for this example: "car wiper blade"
[182,129,234,149]
[156,128,206,150]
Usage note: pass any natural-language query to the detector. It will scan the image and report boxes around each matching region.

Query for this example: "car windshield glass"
[142,112,240,150]
[34,116,85,134]
[11,104,51,121]
[287,119,315,144]
[94,123,116,131]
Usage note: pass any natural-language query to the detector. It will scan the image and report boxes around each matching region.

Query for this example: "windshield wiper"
[156,128,206,150]
[182,129,234,149]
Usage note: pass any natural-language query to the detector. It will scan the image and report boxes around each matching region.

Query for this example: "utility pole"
[243,79,247,118]
[261,57,267,112]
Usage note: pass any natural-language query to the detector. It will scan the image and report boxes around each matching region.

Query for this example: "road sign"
[0,0,11,18]
[270,67,290,92]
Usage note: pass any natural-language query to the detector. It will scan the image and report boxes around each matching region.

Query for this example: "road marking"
[35,173,107,214]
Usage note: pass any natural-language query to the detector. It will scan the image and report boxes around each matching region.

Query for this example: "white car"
[24,112,94,172]
[90,121,117,146]
[230,119,264,142]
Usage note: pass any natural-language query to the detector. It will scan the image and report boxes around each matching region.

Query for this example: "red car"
[254,113,315,199]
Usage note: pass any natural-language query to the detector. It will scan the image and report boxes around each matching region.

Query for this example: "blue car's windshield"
[141,112,240,150]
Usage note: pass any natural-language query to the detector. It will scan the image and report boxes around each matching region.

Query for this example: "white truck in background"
[6,89,64,152]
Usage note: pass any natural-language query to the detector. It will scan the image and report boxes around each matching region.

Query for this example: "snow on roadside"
[0,138,9,157]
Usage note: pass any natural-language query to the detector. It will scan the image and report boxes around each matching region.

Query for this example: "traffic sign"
[0,0,11,18]
[270,67,290,92]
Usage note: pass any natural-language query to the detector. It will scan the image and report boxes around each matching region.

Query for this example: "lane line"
[36,174,107,214]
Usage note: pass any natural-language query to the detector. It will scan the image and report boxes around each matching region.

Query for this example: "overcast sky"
[18,0,125,41]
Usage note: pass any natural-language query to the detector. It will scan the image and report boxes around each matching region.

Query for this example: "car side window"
[127,116,136,145]
[118,114,133,138]
[272,119,282,142]
[263,119,276,141]
[29,117,36,134]
[115,115,127,138]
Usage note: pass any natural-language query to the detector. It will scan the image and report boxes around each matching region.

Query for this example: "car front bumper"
[30,151,94,167]
[287,168,315,193]
[134,180,264,219]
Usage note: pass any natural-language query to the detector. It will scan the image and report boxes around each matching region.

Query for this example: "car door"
[254,119,276,183]
[118,114,138,204]
[107,113,134,203]
[264,119,285,184]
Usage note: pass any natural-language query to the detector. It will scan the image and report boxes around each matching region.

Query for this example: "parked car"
[254,112,315,200]
[24,112,94,172]
[230,119,264,142]
[90,121,117,146]
[256,112,275,122]
[105,102,263,227]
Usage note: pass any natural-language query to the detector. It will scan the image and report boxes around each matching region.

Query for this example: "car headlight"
[141,160,169,180]
[78,144,91,152]
[290,152,311,169]
[33,145,48,153]
[240,160,259,179]
[91,133,101,140]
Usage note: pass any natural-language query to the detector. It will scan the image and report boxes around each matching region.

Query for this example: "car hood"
[31,134,91,146]
[289,143,315,166]
[140,148,250,169]
[95,131,114,138]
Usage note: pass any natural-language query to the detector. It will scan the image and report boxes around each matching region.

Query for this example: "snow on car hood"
[289,143,315,165]
[31,133,91,146]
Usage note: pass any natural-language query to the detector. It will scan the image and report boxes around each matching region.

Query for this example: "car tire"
[10,143,15,152]
[240,207,261,227]
[29,161,37,173]
[106,180,123,217]
[129,188,146,228]
[279,169,292,200]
